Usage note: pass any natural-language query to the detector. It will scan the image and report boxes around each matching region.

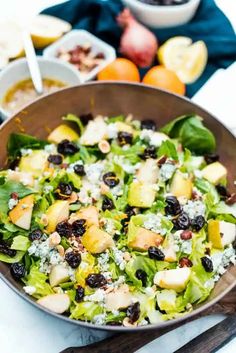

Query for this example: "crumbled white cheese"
[112,247,126,271]
[194,170,203,178]
[97,252,110,272]
[183,200,206,219]
[140,129,168,147]
[44,144,57,154]
[139,319,149,326]
[8,198,18,210]
[20,148,33,156]
[66,160,83,174]
[145,287,156,297]
[43,185,54,194]
[173,230,192,254]
[92,313,106,325]
[85,162,104,184]
[104,219,116,235]
[159,163,176,181]
[23,285,36,295]
[211,245,236,279]
[143,214,167,236]
[107,123,118,139]
[85,289,106,303]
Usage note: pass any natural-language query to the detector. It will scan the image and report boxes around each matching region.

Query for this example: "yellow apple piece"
[208,219,236,249]
[46,200,69,233]
[202,162,227,185]
[76,206,99,227]
[81,225,114,254]
[49,265,70,287]
[156,289,177,312]
[115,121,133,134]
[9,195,34,230]
[154,268,191,292]
[128,227,163,251]
[105,285,133,311]
[37,293,70,313]
[170,171,193,199]
[128,181,156,208]
[80,117,108,146]
[19,150,49,177]
[30,15,71,49]
[136,159,159,184]
[8,170,34,187]
[48,124,79,143]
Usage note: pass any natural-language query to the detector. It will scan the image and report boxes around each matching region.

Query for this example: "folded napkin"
[42,0,236,97]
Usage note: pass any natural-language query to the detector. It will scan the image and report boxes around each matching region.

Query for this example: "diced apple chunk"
[8,170,34,187]
[105,285,133,311]
[80,117,107,146]
[115,121,133,134]
[76,206,99,227]
[49,265,70,287]
[208,219,236,249]
[154,268,191,292]
[82,225,114,254]
[48,124,79,143]
[19,150,48,177]
[202,162,227,185]
[156,289,177,312]
[136,159,159,184]
[128,181,156,208]
[170,172,192,199]
[9,195,34,230]
[37,293,70,314]
[46,200,69,233]
[128,227,163,251]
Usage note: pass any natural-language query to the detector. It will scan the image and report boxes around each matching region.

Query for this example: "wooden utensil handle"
[175,315,236,353]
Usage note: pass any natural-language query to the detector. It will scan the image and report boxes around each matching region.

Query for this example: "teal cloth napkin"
[42,0,236,97]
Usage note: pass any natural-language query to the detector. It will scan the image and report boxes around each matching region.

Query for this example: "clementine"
[97,58,140,82]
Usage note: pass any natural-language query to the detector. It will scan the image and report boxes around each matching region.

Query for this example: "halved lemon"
[158,36,208,84]
[30,14,71,49]
[0,22,24,62]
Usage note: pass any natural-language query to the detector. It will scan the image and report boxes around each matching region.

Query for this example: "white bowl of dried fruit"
[43,30,116,82]
[122,0,201,28]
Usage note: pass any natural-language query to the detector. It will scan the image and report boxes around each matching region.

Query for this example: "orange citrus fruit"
[142,66,185,95]
[97,58,140,82]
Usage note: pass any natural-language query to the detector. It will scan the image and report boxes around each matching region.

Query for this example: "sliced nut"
[68,191,78,204]
[100,182,110,195]
[123,317,138,327]
[123,252,131,261]
[49,232,61,247]
[56,245,65,257]
[98,140,110,154]
[40,214,48,226]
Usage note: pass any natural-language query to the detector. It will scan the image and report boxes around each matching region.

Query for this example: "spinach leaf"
[161,115,216,154]
[157,140,178,161]
[63,114,84,134]
[7,133,47,161]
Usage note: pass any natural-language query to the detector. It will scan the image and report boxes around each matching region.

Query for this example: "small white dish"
[122,0,201,28]
[0,57,81,120]
[43,30,116,82]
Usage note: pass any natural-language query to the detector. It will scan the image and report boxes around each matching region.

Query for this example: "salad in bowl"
[0,112,235,327]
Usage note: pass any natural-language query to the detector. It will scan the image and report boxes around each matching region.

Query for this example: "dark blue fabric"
[42,0,236,97]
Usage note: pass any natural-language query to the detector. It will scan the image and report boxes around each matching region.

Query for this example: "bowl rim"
[0,81,235,332]
[123,0,200,11]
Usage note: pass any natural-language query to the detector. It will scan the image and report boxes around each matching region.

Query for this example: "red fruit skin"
[117,8,158,68]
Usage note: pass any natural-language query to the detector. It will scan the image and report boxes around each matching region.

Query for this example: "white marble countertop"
[0,0,235,352]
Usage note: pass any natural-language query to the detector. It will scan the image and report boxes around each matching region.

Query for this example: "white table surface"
[0,1,236,352]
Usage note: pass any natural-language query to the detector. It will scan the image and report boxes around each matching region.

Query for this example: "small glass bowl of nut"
[43,30,116,82]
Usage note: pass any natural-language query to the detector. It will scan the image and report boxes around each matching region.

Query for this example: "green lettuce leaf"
[62,114,84,134]
[24,265,53,299]
[70,302,103,320]
[11,235,30,251]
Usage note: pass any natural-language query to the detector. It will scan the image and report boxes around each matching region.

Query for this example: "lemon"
[158,36,208,84]
[0,21,24,64]
[30,15,71,49]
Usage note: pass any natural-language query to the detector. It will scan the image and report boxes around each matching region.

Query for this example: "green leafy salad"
[0,113,236,327]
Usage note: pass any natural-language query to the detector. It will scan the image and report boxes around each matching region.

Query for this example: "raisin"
[204,154,219,165]
[10,192,18,200]
[56,221,72,238]
[127,302,140,323]
[125,206,136,219]
[75,285,85,302]
[57,139,79,156]
[102,197,114,211]
[57,182,73,198]
[80,113,94,125]
[140,146,157,160]
[141,119,156,131]
[226,193,236,206]
[165,196,182,216]
[191,215,205,231]
[135,269,147,286]
[72,219,86,237]
[180,230,192,240]
[86,273,107,288]
[173,212,190,230]
[201,256,213,272]
[216,184,230,198]
[179,257,193,268]
[74,164,86,176]
[48,154,63,165]
[148,246,165,261]
[0,244,17,257]
[117,131,133,146]
[29,229,43,242]
[65,251,81,268]
[103,172,119,188]
[10,263,26,280]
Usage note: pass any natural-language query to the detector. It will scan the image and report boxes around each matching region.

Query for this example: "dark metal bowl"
[0,82,235,332]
